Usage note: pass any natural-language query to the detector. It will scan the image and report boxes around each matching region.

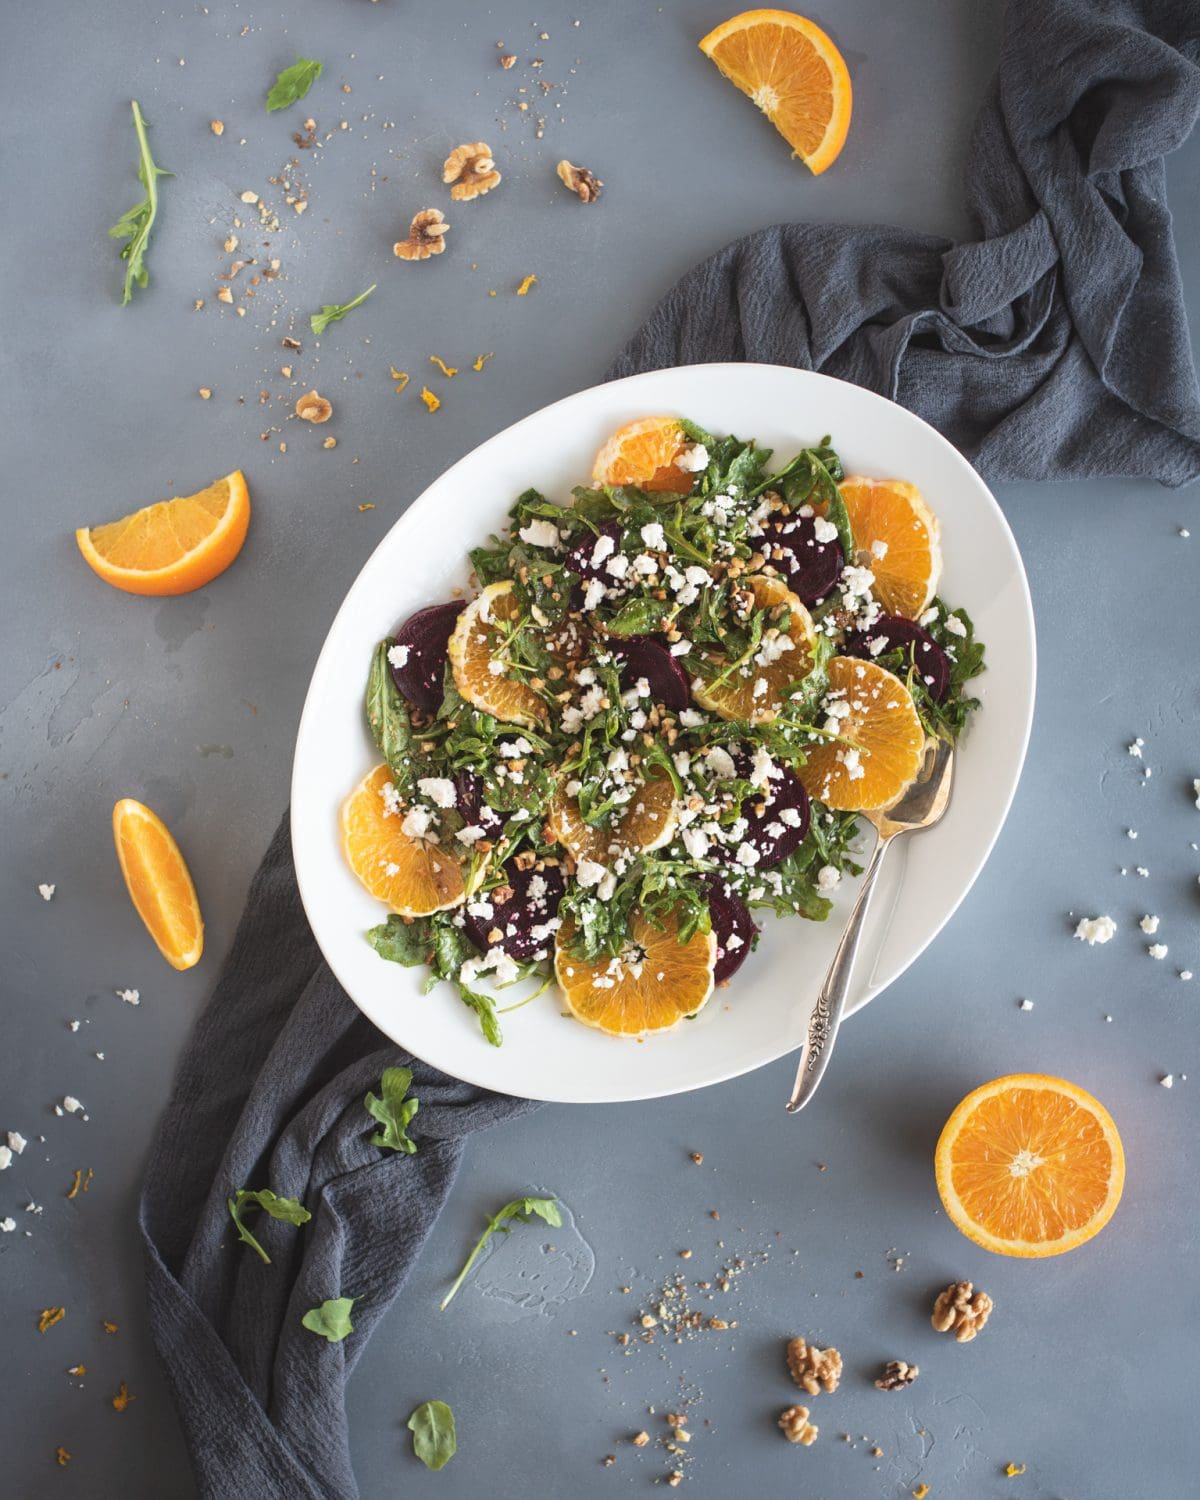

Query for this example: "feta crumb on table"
[117,989,140,1006]
[1148,944,1169,960]
[7,1132,26,1155]
[0,1218,16,1233]
[1074,915,1117,945]
[38,883,55,901]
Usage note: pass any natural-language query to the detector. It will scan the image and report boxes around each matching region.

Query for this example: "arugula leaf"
[407,1400,457,1471]
[227,1188,311,1264]
[440,1195,561,1310]
[364,1066,419,1153]
[301,1296,356,1342]
[108,101,171,306]
[367,914,432,966]
[366,641,415,793]
[266,57,323,112]
[367,914,505,1047]
[311,284,375,337]
[457,985,502,1047]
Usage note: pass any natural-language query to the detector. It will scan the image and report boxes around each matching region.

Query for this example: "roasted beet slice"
[453,769,506,837]
[706,879,759,984]
[388,600,466,714]
[562,521,622,582]
[462,859,566,962]
[844,615,950,700]
[709,765,811,869]
[612,637,691,712]
[753,512,844,605]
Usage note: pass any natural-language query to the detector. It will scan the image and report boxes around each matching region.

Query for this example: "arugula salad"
[345,417,984,1046]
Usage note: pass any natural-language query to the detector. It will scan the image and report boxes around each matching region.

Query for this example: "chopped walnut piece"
[778,1406,818,1446]
[500,53,517,68]
[666,1473,683,1488]
[323,436,337,449]
[394,208,449,260]
[875,1359,919,1391]
[786,1337,842,1395]
[631,1431,650,1447]
[111,1381,135,1412]
[282,335,302,350]
[198,388,212,401]
[210,120,224,136]
[295,390,333,424]
[931,1281,993,1343]
[556,158,603,203]
[55,1447,72,1467]
[443,141,501,201]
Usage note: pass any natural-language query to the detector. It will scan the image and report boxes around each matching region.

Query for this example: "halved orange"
[555,909,716,1036]
[592,416,696,494]
[699,10,852,176]
[797,656,924,810]
[549,765,678,863]
[76,470,251,596]
[692,574,816,723]
[342,764,465,915]
[448,582,549,730]
[112,799,204,970]
[935,1074,1125,1258]
[836,477,942,619]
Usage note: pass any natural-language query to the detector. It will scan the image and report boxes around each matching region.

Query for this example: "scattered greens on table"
[440,1196,562,1310]
[364,1066,419,1153]
[301,1297,356,1343]
[227,1188,311,1265]
[407,1400,457,1471]
[310,284,375,337]
[108,101,171,305]
[265,56,323,113]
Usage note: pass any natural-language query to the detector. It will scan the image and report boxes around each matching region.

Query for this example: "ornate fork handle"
[785,829,896,1114]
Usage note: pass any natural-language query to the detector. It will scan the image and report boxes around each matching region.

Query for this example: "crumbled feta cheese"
[749,745,775,789]
[1127,738,1144,758]
[779,807,803,828]
[682,828,710,861]
[456,824,485,846]
[734,843,760,867]
[943,615,968,638]
[672,751,691,778]
[69,1020,80,1031]
[1148,943,1168,960]
[1074,915,1117,945]
[497,738,532,757]
[1161,1074,1175,1089]
[401,806,434,840]
[7,1132,26,1155]
[1140,915,1160,934]
[669,638,691,656]
[487,659,506,676]
[459,946,520,988]
[704,747,737,781]
[590,533,616,569]
[581,577,607,612]
[755,633,794,667]
[918,606,939,627]
[678,709,707,728]
[842,747,864,781]
[417,777,457,808]
[62,1096,83,1114]
[1019,998,1035,1011]
[0,1146,11,1171]
[0,1217,15,1232]
[1181,971,1193,981]
[676,443,708,473]
[812,516,839,545]
[1126,828,1138,840]
[638,521,666,552]
[386,643,410,670]
[1136,866,1149,877]
[1194,777,1200,809]
[605,552,630,579]
[632,552,659,576]
[379,780,403,817]
[870,538,889,560]
[466,899,494,919]
[518,518,562,549]
[575,858,608,890]
[815,865,841,893]
[117,989,140,1006]
[38,883,55,901]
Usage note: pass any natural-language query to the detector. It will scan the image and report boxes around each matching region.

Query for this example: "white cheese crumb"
[943,615,968,638]
[95,1052,105,1062]
[1180,970,1193,981]
[1019,998,1035,1011]
[589,532,616,569]
[1194,777,1200,809]
[117,988,140,1006]
[416,777,457,808]
[1127,738,1144,758]
[62,1096,83,1114]
[575,857,608,890]
[669,639,691,656]
[682,828,710,861]
[401,806,433,839]
[0,1218,15,1233]
[1148,943,1168,960]
[1075,915,1117,945]
[1126,829,1138,840]
[386,643,410,670]
[1181,528,1191,538]
[870,538,889,559]
[0,1146,11,1171]
[678,709,707,728]
[704,747,737,781]
[68,1020,80,1032]
[581,577,606,612]
[676,442,709,473]
[38,883,56,901]
[1160,1073,1174,1088]
[1139,915,1160,934]
[816,866,841,893]
[812,516,839,545]
[517,518,562,549]
[1136,866,1149,877]
[7,1132,26,1155]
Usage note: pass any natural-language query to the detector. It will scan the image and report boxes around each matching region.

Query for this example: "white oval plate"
[292,365,1034,1104]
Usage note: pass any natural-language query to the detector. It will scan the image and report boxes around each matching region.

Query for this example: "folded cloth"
[608,0,1200,486]
[139,817,540,1498]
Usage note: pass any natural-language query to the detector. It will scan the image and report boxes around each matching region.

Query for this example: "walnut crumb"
[394,208,449,260]
[282,336,302,350]
[931,1281,993,1343]
[224,234,239,252]
[239,190,259,204]
[216,287,234,304]
[666,1473,684,1488]
[295,390,333,424]
[689,1151,703,1164]
[631,1430,650,1447]
[323,436,337,449]
[210,120,224,136]
[198,388,212,400]
[786,1337,842,1395]
[500,53,517,68]
[444,142,501,200]
[556,158,603,202]
[778,1406,818,1445]
[875,1359,919,1391]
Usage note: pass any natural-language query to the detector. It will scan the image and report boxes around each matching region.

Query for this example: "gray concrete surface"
[1,1,1197,1496]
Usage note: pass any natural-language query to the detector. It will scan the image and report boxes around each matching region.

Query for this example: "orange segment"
[797,656,924,810]
[76,470,251,596]
[112,799,204,971]
[935,1074,1125,1258]
[592,416,697,494]
[836,477,942,619]
[555,909,716,1036]
[342,764,465,916]
[699,10,852,175]
[692,574,816,723]
[549,765,678,863]
[448,581,549,730]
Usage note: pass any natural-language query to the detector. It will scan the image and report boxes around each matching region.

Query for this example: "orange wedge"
[699,10,852,175]
[797,656,924,810]
[836,477,942,619]
[549,765,678,863]
[555,909,716,1036]
[935,1074,1125,1258]
[448,582,548,730]
[592,416,696,494]
[342,764,465,916]
[692,574,816,723]
[76,470,251,597]
[112,799,204,970]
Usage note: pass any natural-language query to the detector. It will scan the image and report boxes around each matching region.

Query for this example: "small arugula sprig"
[108,101,171,306]
[408,1400,456,1470]
[311,284,375,336]
[301,1296,356,1342]
[227,1188,311,1264]
[266,57,323,112]
[364,1066,419,1154]
[439,1195,561,1310]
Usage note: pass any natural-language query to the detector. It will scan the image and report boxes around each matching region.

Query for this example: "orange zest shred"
[67,1169,83,1199]
[516,274,537,295]
[472,352,494,371]
[68,1364,87,1376]
[390,368,410,393]
[84,1168,93,1193]
[420,387,441,412]
[102,1321,119,1335]
[429,355,458,377]
[56,1447,72,1468]
[112,1381,135,1412]
[38,1307,66,1334]
[1005,1464,1026,1478]
[913,1487,930,1500]
[357,503,376,512]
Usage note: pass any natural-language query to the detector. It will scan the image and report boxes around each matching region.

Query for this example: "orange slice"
[797,656,924,810]
[341,764,465,916]
[692,574,816,723]
[549,765,678,863]
[448,582,549,730]
[836,477,942,619]
[699,10,852,175]
[112,799,204,970]
[592,416,696,494]
[76,470,251,597]
[935,1074,1125,1258]
[555,909,716,1036]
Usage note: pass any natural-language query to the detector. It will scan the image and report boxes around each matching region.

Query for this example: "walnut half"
[556,159,603,203]
[786,1337,841,1395]
[394,209,449,261]
[875,1359,919,1391]
[778,1406,818,1446]
[295,390,332,424]
[931,1280,993,1343]
[443,142,501,201]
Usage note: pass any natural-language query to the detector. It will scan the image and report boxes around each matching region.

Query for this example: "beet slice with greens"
[462,859,566,962]
[740,767,811,867]
[753,512,844,605]
[453,769,506,838]
[388,600,465,714]
[613,637,691,712]
[562,520,622,583]
[707,879,758,984]
[844,615,950,700]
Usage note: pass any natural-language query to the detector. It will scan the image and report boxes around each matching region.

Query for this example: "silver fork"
[785,735,956,1114]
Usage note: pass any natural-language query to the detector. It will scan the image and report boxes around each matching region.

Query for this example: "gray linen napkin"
[140,3,1200,1497]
